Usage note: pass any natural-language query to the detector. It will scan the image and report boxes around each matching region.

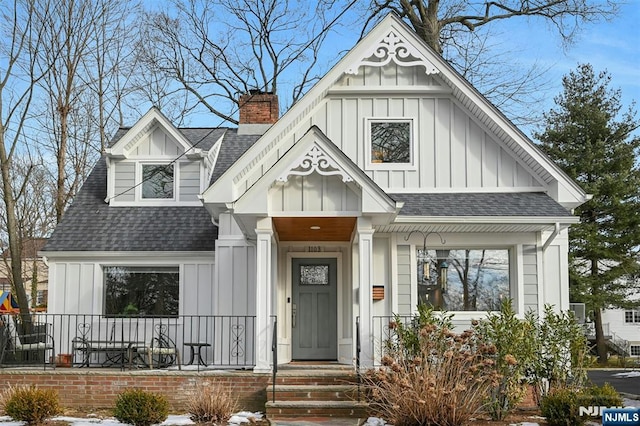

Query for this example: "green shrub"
[580,383,623,408]
[473,299,538,420]
[187,382,237,423]
[540,387,583,426]
[113,389,169,426]
[530,305,590,404]
[1,385,61,425]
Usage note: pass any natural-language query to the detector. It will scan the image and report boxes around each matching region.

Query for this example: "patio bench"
[72,323,142,369]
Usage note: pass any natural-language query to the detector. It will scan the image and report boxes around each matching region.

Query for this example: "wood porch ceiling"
[273,217,357,241]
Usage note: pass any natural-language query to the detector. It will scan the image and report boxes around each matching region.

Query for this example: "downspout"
[542,222,561,251]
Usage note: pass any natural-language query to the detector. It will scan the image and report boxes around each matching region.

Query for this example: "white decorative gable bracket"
[345,30,438,75]
[277,145,354,183]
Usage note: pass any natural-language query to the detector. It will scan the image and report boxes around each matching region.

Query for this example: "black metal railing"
[0,313,256,370]
[270,315,277,403]
[372,315,414,366]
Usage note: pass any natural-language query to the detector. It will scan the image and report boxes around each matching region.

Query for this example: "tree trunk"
[593,307,608,364]
[55,103,68,223]
[0,129,31,320]
[400,0,443,54]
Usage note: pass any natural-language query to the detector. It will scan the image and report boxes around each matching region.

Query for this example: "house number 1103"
[308,246,321,252]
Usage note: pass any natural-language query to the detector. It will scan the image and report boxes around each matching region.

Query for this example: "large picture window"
[104,266,179,316]
[369,120,411,164]
[141,164,174,199]
[417,249,510,311]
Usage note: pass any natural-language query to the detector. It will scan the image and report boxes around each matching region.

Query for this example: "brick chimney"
[238,91,279,135]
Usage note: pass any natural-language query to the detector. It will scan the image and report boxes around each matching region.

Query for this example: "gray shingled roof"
[42,159,217,252]
[210,132,259,184]
[43,128,258,253]
[391,192,573,217]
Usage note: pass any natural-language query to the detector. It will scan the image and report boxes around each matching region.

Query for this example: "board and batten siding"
[270,174,360,213]
[49,259,216,316]
[132,126,184,157]
[522,245,539,314]
[215,244,257,317]
[179,161,201,202]
[318,95,543,191]
[396,245,412,315]
[113,161,135,202]
[234,63,544,195]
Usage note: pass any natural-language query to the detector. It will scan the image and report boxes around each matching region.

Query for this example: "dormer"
[104,108,208,206]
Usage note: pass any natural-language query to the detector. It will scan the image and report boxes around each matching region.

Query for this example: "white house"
[41,14,589,372]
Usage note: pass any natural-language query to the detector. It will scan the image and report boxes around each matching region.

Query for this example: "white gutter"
[542,222,561,251]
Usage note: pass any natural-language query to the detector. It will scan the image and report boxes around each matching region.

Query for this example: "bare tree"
[0,0,54,318]
[83,0,140,153]
[137,0,343,124]
[371,0,617,55]
[33,0,134,223]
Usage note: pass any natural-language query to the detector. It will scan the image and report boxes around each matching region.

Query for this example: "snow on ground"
[612,371,640,378]
[0,411,263,426]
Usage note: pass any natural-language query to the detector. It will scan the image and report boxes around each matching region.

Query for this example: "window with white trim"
[417,248,510,311]
[631,345,640,357]
[104,266,179,317]
[625,310,640,323]
[141,164,174,199]
[368,119,412,164]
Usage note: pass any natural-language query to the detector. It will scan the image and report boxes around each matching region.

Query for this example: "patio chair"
[135,324,181,370]
[0,315,55,369]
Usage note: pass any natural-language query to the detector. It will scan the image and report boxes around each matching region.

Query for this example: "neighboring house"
[41,14,589,371]
[571,302,640,358]
[602,307,640,357]
[1,237,49,308]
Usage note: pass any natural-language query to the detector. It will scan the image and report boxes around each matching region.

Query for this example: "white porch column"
[357,217,375,367]
[254,217,274,373]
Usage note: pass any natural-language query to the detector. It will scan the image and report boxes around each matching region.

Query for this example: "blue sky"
[485,1,640,137]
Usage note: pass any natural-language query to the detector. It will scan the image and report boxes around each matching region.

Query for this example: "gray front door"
[292,258,337,360]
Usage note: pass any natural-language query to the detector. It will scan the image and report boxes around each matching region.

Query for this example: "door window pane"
[300,265,329,285]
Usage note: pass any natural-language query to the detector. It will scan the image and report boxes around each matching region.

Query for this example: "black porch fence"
[0,313,255,370]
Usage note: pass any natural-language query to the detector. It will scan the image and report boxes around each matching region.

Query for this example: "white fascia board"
[393,215,580,225]
[107,107,201,158]
[43,251,215,262]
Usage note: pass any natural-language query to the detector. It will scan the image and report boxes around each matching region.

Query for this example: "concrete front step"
[265,400,369,419]
[267,384,360,401]
[271,369,360,386]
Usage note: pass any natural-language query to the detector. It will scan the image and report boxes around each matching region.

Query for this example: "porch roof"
[391,192,574,217]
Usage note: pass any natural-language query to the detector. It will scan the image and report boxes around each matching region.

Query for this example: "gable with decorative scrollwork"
[345,29,439,76]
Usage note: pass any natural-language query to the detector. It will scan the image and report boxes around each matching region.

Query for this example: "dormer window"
[368,118,413,167]
[142,164,174,199]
